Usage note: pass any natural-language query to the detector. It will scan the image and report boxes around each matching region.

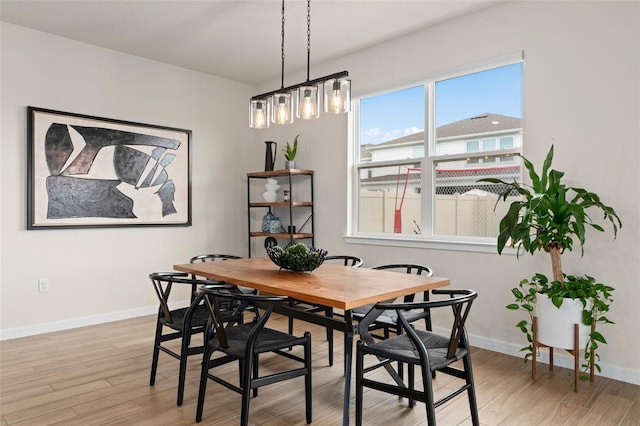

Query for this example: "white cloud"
[404,126,422,136]
[383,129,402,141]
[364,128,380,138]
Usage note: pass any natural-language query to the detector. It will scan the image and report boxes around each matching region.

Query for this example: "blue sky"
[359,62,523,145]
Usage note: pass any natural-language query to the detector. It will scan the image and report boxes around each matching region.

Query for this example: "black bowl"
[266,246,327,272]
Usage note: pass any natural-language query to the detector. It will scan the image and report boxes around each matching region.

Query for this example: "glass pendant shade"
[324,78,351,114]
[296,85,320,120]
[249,99,270,128]
[271,92,294,125]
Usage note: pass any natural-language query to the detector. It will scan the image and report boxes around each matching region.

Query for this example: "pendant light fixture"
[249,0,350,128]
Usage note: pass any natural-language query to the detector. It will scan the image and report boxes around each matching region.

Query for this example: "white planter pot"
[536,294,591,350]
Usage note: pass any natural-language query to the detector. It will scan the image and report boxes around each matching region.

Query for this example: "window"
[351,59,523,245]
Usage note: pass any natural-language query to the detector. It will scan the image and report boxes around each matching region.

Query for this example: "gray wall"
[1,23,254,333]
[2,1,638,384]
[250,1,640,384]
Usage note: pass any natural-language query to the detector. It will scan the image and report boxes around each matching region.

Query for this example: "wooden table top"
[174,257,449,311]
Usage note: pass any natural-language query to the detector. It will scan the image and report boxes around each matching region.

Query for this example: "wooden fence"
[358,190,515,237]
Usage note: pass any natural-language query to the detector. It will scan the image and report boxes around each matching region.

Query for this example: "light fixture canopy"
[249,0,350,128]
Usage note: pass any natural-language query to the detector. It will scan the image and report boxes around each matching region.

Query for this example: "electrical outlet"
[38,278,49,293]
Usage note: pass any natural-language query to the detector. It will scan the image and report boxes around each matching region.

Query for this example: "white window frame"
[346,53,523,254]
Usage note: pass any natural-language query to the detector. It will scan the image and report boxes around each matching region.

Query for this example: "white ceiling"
[0,0,503,86]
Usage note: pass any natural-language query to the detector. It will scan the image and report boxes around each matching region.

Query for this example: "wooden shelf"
[249,201,312,207]
[247,169,314,257]
[247,169,314,178]
[249,232,313,239]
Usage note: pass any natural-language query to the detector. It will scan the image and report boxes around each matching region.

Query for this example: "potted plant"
[479,145,622,382]
[282,134,299,169]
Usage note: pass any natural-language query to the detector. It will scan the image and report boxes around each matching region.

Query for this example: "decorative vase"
[285,160,295,170]
[536,294,592,349]
[262,211,275,232]
[262,178,280,202]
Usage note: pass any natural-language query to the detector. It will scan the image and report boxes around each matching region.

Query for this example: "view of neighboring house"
[357,113,522,236]
[360,112,522,196]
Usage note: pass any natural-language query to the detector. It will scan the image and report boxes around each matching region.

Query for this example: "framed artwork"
[27,107,192,229]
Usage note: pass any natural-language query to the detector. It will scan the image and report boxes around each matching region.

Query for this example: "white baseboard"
[468,332,640,386]
[0,305,158,341]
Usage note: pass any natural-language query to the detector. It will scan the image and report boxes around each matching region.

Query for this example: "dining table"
[174,256,450,425]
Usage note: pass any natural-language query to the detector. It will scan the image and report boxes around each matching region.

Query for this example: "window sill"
[344,234,518,255]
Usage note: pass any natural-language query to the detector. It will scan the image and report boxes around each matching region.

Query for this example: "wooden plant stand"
[531,316,595,392]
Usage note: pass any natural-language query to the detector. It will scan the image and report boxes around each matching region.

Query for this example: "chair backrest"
[190,254,243,263]
[148,272,234,324]
[199,288,289,349]
[324,255,364,268]
[371,263,433,276]
[371,264,434,302]
[375,289,477,359]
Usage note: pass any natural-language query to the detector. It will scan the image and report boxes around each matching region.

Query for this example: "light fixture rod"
[251,70,349,101]
[306,0,311,82]
[280,0,286,89]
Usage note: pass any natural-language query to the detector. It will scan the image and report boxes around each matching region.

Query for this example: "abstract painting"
[27,107,191,229]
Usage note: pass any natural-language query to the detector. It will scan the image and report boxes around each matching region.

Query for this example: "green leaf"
[591,331,607,344]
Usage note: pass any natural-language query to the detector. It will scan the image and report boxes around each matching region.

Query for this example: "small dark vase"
[264,141,277,171]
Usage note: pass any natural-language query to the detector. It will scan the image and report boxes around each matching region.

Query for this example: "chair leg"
[149,319,163,386]
[395,323,404,379]
[355,341,364,426]
[422,363,437,425]
[462,344,480,425]
[252,354,259,397]
[195,341,213,422]
[408,364,415,408]
[176,326,193,406]
[241,356,253,426]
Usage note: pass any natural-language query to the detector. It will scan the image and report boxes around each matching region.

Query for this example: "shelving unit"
[247,169,314,257]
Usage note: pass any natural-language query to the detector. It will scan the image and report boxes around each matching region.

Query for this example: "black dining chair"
[355,289,479,425]
[148,272,241,406]
[189,254,255,296]
[287,255,364,366]
[196,288,312,425]
[352,263,434,339]
[189,253,243,264]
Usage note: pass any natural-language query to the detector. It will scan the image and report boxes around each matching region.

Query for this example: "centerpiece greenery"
[267,242,327,272]
[479,145,622,380]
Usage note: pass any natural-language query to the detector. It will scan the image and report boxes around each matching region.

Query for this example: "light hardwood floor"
[1,314,639,425]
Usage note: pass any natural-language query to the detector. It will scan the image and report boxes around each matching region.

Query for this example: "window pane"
[483,138,496,151]
[359,86,425,162]
[357,85,424,235]
[433,63,523,237]
[500,136,514,149]
[434,155,521,237]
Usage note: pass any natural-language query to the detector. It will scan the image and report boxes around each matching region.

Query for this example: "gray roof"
[374,131,425,148]
[371,113,521,148]
[436,113,521,139]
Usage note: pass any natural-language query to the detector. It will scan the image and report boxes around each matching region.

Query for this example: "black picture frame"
[27,107,192,229]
